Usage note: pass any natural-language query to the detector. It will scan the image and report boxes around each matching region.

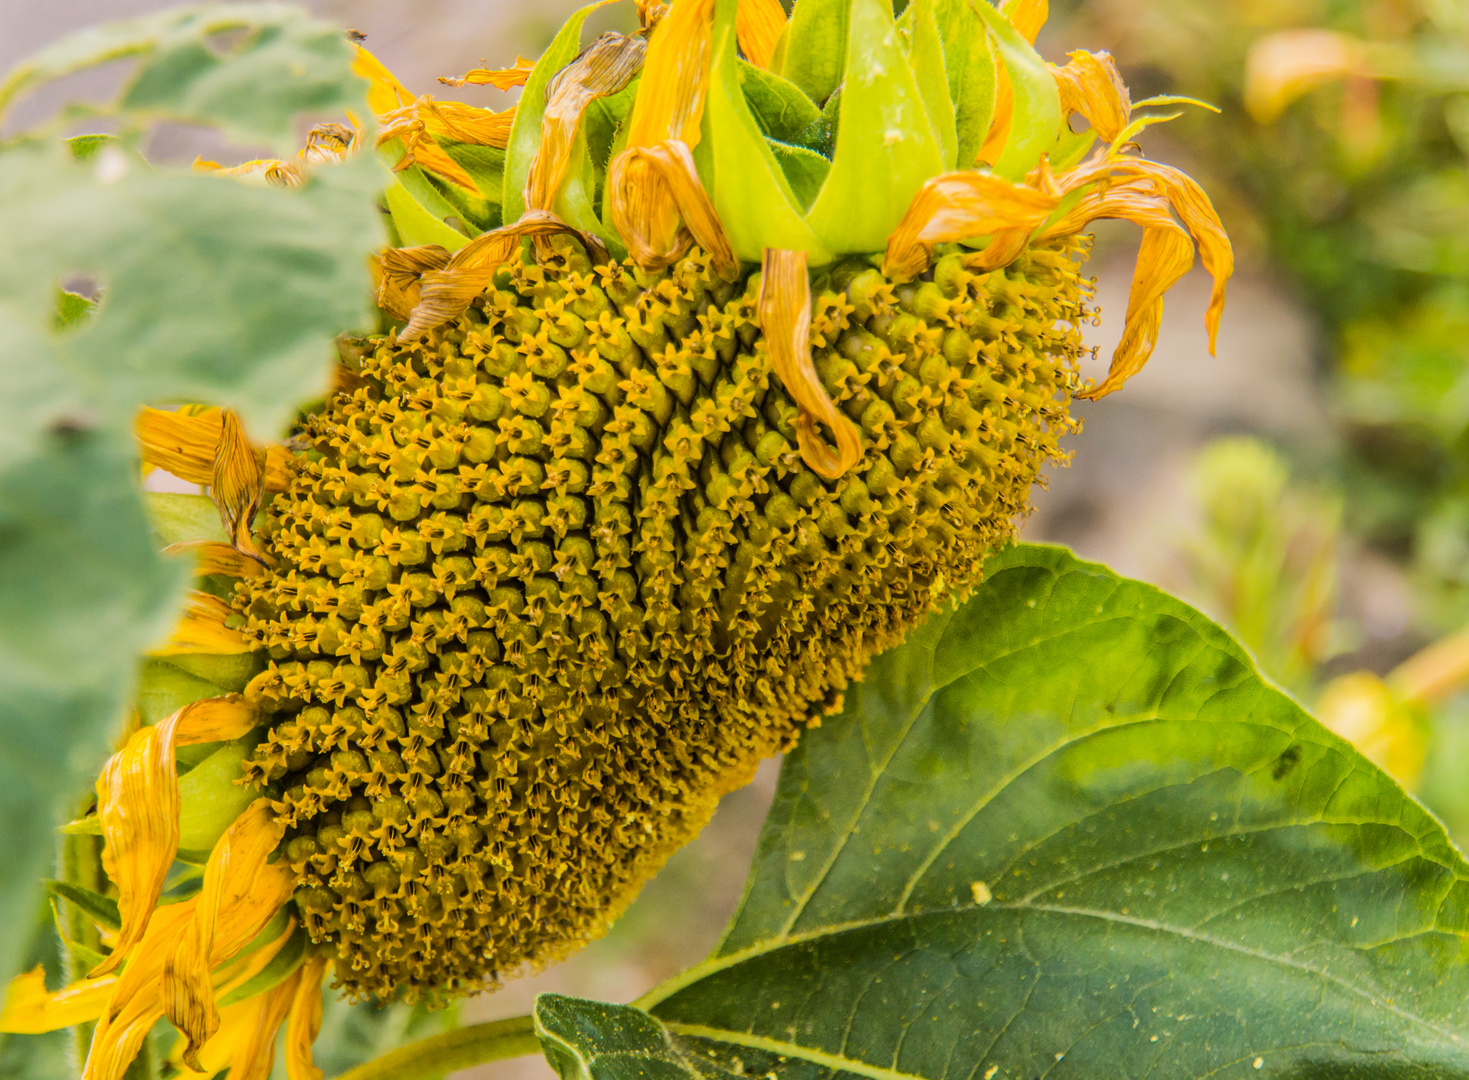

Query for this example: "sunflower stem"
[329,1014,540,1080]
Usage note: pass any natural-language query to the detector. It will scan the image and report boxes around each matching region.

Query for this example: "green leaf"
[933,0,997,168]
[901,0,958,168]
[0,7,380,989]
[803,0,946,256]
[0,3,367,157]
[970,0,1062,180]
[738,61,824,150]
[501,1,605,224]
[536,996,718,1080]
[703,0,831,264]
[44,879,121,931]
[777,0,850,106]
[561,543,1469,1080]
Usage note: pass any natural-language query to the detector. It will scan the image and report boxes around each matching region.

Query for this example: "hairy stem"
[331,1014,540,1080]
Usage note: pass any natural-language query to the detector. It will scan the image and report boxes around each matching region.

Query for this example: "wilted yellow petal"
[977,57,1012,167]
[736,0,786,69]
[1001,0,1047,44]
[301,122,358,164]
[609,141,737,276]
[1244,29,1367,123]
[284,955,330,1080]
[152,590,255,656]
[883,171,1060,282]
[173,694,260,747]
[84,900,198,1080]
[163,800,294,1068]
[758,249,862,479]
[616,0,717,258]
[90,707,190,977]
[0,966,116,1034]
[373,244,453,321]
[213,411,266,561]
[1084,221,1195,399]
[135,407,294,493]
[524,32,647,214]
[400,211,610,342]
[375,100,486,192]
[193,157,304,187]
[352,46,414,116]
[1049,50,1130,143]
[163,540,269,579]
[439,56,536,90]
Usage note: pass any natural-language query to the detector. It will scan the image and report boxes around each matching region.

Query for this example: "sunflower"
[1,0,1231,1075]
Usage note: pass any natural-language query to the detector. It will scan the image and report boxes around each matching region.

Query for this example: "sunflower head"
[4,0,1232,1076]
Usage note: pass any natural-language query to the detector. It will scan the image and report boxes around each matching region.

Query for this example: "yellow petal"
[84,900,198,1080]
[976,48,1010,167]
[524,32,647,214]
[1317,673,1427,787]
[151,590,255,656]
[1001,0,1048,44]
[438,56,536,90]
[0,966,116,1034]
[135,407,295,493]
[1083,221,1195,399]
[163,540,269,579]
[758,249,862,479]
[1049,50,1130,143]
[1389,626,1469,707]
[373,244,453,321]
[352,45,414,116]
[377,96,513,192]
[399,211,611,342]
[736,0,787,69]
[1244,29,1366,123]
[179,975,296,1080]
[284,956,330,1080]
[882,171,1060,282]
[174,694,261,747]
[90,708,188,977]
[213,410,266,561]
[192,157,305,187]
[608,141,737,276]
[617,0,717,257]
[163,801,295,1068]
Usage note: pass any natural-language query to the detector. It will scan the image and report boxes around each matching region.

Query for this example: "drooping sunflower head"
[4,0,1231,1076]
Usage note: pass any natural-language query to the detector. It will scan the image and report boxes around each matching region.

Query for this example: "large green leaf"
[0,4,381,988]
[539,544,1469,1080]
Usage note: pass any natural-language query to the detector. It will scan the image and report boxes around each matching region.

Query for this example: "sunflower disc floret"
[237,239,1088,996]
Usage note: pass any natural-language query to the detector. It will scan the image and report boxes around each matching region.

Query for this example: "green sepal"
[738,61,823,150]
[378,147,474,250]
[218,925,309,1007]
[135,656,230,730]
[177,735,262,857]
[163,651,263,693]
[1052,126,1097,171]
[970,0,1062,180]
[900,0,958,168]
[44,879,121,931]
[421,167,496,233]
[502,1,608,223]
[50,899,110,970]
[778,0,850,105]
[765,140,831,210]
[931,0,997,168]
[144,492,226,547]
[55,289,97,331]
[438,142,508,211]
[703,0,832,263]
[803,0,946,256]
[555,126,624,259]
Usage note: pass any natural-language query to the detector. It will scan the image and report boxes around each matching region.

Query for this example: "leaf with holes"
[541,544,1469,1080]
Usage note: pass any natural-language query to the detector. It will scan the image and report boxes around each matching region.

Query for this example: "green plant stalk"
[330,1015,539,1080]
[60,798,103,1067]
